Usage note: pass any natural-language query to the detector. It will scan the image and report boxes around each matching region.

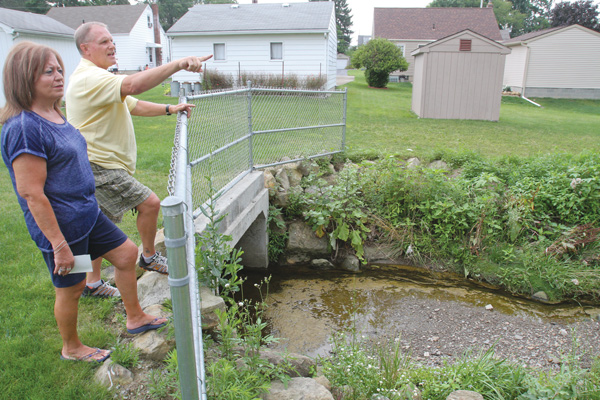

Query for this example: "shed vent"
[459,39,472,51]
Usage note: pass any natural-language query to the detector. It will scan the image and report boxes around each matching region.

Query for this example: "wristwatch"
[166,105,171,115]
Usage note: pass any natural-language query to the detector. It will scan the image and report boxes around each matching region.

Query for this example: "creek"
[239,264,600,367]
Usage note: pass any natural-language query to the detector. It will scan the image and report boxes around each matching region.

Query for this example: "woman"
[1,42,167,363]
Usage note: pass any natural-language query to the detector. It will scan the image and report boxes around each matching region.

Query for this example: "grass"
[1,75,599,398]
[343,70,600,160]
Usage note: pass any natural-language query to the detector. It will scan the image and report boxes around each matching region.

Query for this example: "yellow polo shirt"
[66,59,139,175]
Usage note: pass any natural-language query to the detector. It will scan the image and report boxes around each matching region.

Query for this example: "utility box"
[411,29,510,121]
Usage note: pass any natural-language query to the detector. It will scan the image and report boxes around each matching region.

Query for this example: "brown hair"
[0,41,65,124]
[75,21,108,55]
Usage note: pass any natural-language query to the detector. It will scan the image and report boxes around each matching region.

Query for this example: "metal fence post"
[247,80,254,169]
[162,196,199,400]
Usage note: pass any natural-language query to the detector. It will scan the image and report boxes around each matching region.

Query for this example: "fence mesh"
[168,86,346,211]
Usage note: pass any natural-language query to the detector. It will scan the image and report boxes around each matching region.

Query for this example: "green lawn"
[1,76,599,399]
[343,70,600,159]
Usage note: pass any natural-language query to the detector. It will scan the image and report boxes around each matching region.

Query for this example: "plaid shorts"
[90,163,152,224]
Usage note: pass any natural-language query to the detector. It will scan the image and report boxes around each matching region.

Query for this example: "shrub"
[202,68,234,90]
[351,38,408,88]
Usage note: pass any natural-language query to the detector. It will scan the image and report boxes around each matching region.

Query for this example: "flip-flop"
[60,348,111,363]
[127,317,167,334]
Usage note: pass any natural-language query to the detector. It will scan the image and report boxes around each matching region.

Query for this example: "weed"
[110,339,140,370]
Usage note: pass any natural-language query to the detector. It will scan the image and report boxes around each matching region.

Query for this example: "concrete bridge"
[193,171,269,269]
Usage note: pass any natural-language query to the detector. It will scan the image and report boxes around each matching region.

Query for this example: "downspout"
[520,43,541,107]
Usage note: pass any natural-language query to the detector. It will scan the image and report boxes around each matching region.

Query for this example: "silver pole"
[161,196,198,400]
[247,80,254,170]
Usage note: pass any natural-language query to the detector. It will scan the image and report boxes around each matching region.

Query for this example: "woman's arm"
[13,154,74,275]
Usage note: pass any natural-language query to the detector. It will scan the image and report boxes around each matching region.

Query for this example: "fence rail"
[164,83,346,399]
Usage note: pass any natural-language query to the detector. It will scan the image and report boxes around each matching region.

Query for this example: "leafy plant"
[351,38,408,88]
[299,162,371,261]
[267,205,288,263]
[195,179,244,299]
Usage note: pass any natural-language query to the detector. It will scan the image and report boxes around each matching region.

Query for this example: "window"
[270,42,282,60]
[460,39,472,51]
[396,43,405,57]
[213,43,226,61]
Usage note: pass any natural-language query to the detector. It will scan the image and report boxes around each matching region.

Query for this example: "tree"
[351,37,408,88]
[551,0,600,32]
[493,0,527,35]
[310,0,354,54]
[510,0,553,35]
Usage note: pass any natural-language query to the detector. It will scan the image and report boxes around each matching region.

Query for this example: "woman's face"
[34,54,64,104]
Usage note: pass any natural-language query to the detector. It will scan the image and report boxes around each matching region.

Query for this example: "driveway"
[336,69,355,86]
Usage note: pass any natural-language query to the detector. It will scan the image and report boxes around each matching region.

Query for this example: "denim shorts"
[43,212,128,288]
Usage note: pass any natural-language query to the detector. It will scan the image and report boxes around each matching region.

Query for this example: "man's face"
[80,25,117,70]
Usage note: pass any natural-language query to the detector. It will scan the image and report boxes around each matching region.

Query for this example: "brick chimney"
[252,0,257,3]
[151,2,163,65]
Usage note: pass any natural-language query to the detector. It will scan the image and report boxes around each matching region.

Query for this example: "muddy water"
[240,265,600,359]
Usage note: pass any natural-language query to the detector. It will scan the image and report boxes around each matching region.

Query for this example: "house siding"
[326,7,337,89]
[389,40,431,79]
[502,44,527,92]
[171,33,332,87]
[412,32,508,121]
[116,6,158,71]
[526,28,600,90]
[0,32,78,107]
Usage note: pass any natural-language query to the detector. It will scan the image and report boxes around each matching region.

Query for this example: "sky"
[237,0,600,45]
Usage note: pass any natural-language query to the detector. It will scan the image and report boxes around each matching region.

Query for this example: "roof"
[411,29,510,56]
[0,7,74,37]
[46,3,148,34]
[168,2,334,35]
[374,7,502,42]
[502,24,600,45]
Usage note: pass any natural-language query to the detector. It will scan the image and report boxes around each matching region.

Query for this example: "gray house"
[168,2,337,89]
[0,7,77,107]
[411,29,510,121]
[503,24,600,99]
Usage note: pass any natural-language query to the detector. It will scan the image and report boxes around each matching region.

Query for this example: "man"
[66,21,212,297]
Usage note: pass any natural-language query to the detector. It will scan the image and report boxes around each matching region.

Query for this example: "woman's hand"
[54,245,75,276]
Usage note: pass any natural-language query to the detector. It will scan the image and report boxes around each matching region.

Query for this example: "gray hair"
[74,21,108,55]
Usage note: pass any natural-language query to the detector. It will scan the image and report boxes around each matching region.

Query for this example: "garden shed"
[411,29,510,121]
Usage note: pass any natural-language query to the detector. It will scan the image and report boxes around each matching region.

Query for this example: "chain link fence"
[164,84,346,399]
[168,84,347,214]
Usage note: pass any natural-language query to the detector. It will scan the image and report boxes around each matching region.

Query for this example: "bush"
[202,68,234,90]
[351,38,408,88]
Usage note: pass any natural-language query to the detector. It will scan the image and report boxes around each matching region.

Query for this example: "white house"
[0,7,78,107]
[47,3,169,72]
[503,24,600,99]
[167,2,337,90]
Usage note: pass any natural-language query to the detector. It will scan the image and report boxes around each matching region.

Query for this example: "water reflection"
[240,264,598,358]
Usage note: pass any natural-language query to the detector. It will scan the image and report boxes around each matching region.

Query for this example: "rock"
[363,244,397,263]
[264,170,277,191]
[428,160,449,171]
[310,259,335,270]
[132,329,174,361]
[298,160,319,176]
[284,165,304,187]
[446,390,484,400]
[137,271,170,309]
[275,169,290,190]
[273,189,290,208]
[532,291,549,302]
[94,361,134,387]
[102,265,116,284]
[313,375,331,391]
[338,254,360,273]
[258,349,315,377]
[263,377,334,400]
[485,304,494,311]
[285,221,330,264]
[143,304,171,319]
[406,157,421,169]
[200,286,226,330]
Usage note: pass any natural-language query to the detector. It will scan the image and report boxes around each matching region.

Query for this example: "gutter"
[520,43,541,107]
